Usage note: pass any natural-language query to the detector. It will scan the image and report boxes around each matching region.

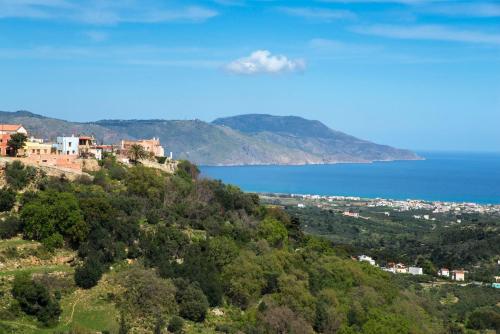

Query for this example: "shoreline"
[199,156,425,167]
[258,192,500,208]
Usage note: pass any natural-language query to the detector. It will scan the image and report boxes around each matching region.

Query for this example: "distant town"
[280,193,500,215]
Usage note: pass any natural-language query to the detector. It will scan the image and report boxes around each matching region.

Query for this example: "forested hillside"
[0,159,450,333]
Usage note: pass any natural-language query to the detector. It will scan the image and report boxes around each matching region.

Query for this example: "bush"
[74,257,104,289]
[20,190,88,247]
[0,215,22,239]
[168,316,184,333]
[41,233,64,251]
[11,273,61,326]
[0,188,16,212]
[5,161,37,190]
[176,282,209,322]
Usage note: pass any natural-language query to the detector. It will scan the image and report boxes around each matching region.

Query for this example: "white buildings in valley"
[408,267,423,275]
[358,255,376,266]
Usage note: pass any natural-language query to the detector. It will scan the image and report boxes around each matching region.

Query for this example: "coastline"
[259,192,500,208]
[199,156,425,167]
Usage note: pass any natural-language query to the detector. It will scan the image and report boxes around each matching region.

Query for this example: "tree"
[0,188,16,212]
[258,218,288,248]
[262,306,313,334]
[74,257,104,289]
[7,132,27,157]
[118,313,129,334]
[154,314,165,334]
[5,160,37,190]
[176,282,209,322]
[127,144,148,163]
[0,214,22,239]
[168,316,184,334]
[11,273,61,326]
[115,266,177,318]
[20,190,88,247]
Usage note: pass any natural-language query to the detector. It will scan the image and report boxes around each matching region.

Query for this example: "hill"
[0,159,448,333]
[213,114,420,164]
[0,111,420,166]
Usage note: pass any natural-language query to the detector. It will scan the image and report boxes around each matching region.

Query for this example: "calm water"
[200,152,500,204]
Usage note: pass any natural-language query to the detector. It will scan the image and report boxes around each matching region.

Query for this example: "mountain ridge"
[0,110,421,166]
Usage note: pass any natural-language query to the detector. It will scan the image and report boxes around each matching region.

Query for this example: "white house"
[56,135,79,155]
[438,268,450,277]
[408,267,423,275]
[451,270,465,281]
[358,255,376,266]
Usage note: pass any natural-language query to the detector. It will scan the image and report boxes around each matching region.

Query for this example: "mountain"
[212,114,420,164]
[0,111,420,166]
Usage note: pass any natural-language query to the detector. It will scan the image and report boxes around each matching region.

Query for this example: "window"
[69,142,72,147]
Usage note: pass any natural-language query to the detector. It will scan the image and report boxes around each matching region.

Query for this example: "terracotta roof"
[0,124,23,131]
[79,136,93,140]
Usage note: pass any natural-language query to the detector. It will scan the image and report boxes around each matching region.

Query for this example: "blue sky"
[0,0,499,151]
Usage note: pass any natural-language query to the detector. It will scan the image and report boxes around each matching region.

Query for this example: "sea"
[200,151,500,205]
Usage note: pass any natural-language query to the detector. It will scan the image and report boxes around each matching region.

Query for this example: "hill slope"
[0,111,420,166]
[213,114,420,164]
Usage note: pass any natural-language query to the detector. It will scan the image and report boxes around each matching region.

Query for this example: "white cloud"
[353,24,500,45]
[0,0,218,25]
[277,7,356,21]
[225,50,306,75]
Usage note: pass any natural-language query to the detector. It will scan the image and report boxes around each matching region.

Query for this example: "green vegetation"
[11,273,62,326]
[7,132,28,157]
[269,198,500,333]
[0,157,496,333]
[5,160,38,190]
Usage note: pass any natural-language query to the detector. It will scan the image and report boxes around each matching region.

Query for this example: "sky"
[0,0,499,151]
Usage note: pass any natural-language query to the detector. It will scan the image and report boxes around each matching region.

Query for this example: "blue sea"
[200,152,500,204]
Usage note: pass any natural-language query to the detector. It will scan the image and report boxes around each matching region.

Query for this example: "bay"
[200,152,500,204]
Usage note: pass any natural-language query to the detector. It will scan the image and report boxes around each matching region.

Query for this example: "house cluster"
[356,255,424,276]
[438,268,467,281]
[0,123,170,172]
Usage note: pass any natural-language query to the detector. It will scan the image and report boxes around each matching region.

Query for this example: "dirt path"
[65,290,82,326]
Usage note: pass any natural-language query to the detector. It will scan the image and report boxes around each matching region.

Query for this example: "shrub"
[5,161,37,190]
[0,215,22,239]
[0,188,16,212]
[41,233,64,251]
[74,257,104,289]
[20,190,88,247]
[115,266,177,318]
[168,316,184,333]
[11,273,61,326]
[176,282,209,322]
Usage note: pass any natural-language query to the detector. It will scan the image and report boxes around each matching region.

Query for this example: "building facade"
[408,267,423,275]
[120,138,164,157]
[57,136,79,155]
[0,124,28,156]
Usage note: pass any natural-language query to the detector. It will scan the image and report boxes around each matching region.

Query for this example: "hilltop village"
[0,123,174,175]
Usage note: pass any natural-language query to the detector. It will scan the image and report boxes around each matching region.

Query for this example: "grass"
[0,237,119,333]
[0,264,73,278]
[0,237,38,251]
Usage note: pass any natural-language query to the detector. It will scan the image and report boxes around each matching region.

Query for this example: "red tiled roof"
[0,124,23,131]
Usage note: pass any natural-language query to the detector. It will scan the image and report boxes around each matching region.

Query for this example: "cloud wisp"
[225,50,306,75]
[0,0,218,25]
[353,24,500,45]
[420,2,500,18]
[277,7,356,21]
